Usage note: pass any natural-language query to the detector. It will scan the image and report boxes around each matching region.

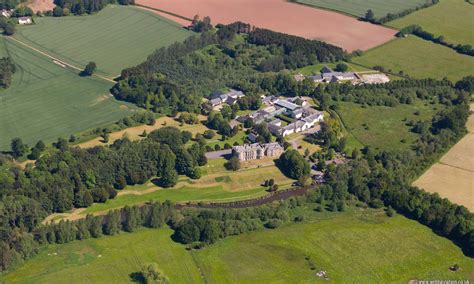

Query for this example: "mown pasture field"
[295,0,428,19]
[13,5,192,77]
[388,0,474,46]
[352,36,474,81]
[337,101,441,151]
[3,209,472,283]
[0,36,132,151]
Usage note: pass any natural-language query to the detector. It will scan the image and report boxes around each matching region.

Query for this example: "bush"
[265,219,282,229]
[294,215,304,222]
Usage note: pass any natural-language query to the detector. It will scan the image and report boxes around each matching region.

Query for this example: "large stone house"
[232,142,284,161]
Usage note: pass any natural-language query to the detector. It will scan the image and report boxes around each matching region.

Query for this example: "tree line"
[0,57,16,88]
[0,16,15,35]
[363,0,439,24]
[397,25,474,57]
[52,0,134,16]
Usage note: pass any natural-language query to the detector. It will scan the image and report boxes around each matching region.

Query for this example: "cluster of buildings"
[232,142,284,161]
[308,66,356,83]
[268,111,323,137]
[1,10,33,25]
[209,89,245,109]
[294,66,390,85]
[0,9,13,18]
[243,96,324,137]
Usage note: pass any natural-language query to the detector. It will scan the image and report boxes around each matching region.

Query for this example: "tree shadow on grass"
[129,272,144,283]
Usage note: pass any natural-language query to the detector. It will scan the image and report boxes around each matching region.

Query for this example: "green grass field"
[353,36,474,81]
[3,209,472,283]
[388,0,474,46]
[337,101,441,150]
[0,36,132,150]
[13,5,192,77]
[295,0,428,18]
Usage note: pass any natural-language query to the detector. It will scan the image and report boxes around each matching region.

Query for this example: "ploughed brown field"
[135,0,396,51]
[27,0,55,12]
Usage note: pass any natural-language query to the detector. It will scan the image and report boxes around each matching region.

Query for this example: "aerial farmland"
[0,0,472,282]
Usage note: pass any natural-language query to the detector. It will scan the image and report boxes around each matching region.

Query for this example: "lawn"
[79,161,293,215]
[3,209,472,283]
[295,0,428,18]
[352,36,474,81]
[388,0,474,46]
[13,5,192,77]
[0,36,132,151]
[337,101,441,150]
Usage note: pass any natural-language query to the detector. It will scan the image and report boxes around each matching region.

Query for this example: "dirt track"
[6,37,116,83]
[135,0,396,51]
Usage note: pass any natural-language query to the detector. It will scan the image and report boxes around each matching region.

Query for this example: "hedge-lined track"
[295,0,428,18]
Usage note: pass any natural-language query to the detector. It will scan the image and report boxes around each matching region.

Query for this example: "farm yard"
[13,5,192,77]
[135,0,396,51]
[337,101,441,151]
[3,209,473,283]
[0,36,132,151]
[414,104,474,211]
[295,0,429,19]
[352,36,474,81]
[388,0,474,46]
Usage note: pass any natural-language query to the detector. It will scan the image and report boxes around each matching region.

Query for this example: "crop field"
[295,0,428,19]
[13,5,192,77]
[3,209,473,283]
[136,0,396,51]
[389,0,474,46]
[414,104,474,211]
[353,36,474,81]
[337,101,441,151]
[0,36,132,151]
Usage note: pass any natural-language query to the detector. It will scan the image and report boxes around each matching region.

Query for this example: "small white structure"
[1,9,13,18]
[18,17,32,25]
